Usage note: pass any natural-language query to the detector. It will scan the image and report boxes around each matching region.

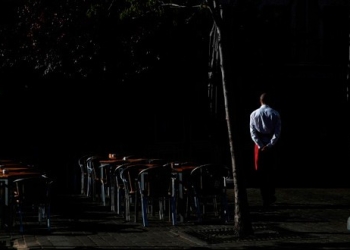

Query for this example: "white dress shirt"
[250,104,281,149]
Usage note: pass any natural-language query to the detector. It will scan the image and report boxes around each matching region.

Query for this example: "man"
[249,92,281,207]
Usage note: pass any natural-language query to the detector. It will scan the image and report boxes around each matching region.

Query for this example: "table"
[0,170,42,206]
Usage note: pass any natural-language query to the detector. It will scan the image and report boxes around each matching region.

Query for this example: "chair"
[171,162,199,222]
[189,163,230,223]
[85,155,105,202]
[112,158,151,215]
[138,165,176,227]
[0,180,9,231]
[99,161,119,206]
[78,155,90,195]
[12,175,54,233]
[111,161,142,216]
[119,163,152,222]
[105,161,128,213]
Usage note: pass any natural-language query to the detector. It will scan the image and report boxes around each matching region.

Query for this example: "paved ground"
[1,188,350,250]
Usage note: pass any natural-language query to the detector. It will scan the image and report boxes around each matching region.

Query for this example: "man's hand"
[261,145,269,152]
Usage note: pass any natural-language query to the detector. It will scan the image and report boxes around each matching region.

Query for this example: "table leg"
[100,166,106,206]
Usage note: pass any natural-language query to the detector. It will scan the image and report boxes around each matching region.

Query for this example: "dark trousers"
[254,145,276,205]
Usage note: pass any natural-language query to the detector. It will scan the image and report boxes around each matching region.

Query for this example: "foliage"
[0,0,210,83]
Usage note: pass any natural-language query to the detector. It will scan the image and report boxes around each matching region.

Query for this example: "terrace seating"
[189,163,230,223]
[138,164,176,227]
[12,175,54,233]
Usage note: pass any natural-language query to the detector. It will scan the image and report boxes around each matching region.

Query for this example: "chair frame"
[190,163,230,223]
[112,162,131,214]
[12,175,54,233]
[138,165,177,227]
[120,164,148,222]
[86,155,105,202]
[78,155,90,196]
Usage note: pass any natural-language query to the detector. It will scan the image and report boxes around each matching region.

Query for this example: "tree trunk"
[208,0,253,237]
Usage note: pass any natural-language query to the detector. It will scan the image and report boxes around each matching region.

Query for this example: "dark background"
[0,1,349,191]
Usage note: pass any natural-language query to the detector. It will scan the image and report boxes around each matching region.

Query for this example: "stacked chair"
[137,163,176,227]
[189,163,230,223]
[85,155,105,202]
[78,155,90,196]
[12,175,54,233]
[119,163,148,222]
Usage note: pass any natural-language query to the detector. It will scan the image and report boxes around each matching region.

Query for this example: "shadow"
[247,202,350,223]
[183,223,318,245]
[8,190,348,250]
[9,218,147,236]
[55,222,146,234]
[237,242,350,250]
[181,200,350,246]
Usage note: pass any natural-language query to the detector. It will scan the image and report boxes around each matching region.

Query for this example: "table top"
[0,170,42,179]
[0,163,33,168]
[0,160,39,177]
[0,167,31,172]
[172,165,197,172]
[99,159,128,164]
[99,158,148,164]
[125,163,160,170]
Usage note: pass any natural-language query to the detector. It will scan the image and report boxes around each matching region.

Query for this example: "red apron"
[254,144,259,171]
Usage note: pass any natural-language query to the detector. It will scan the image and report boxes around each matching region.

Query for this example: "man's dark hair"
[260,92,271,105]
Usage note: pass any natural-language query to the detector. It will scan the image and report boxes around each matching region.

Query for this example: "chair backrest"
[138,165,173,197]
[120,164,151,194]
[13,175,54,205]
[78,155,90,173]
[86,155,103,175]
[114,162,133,186]
[190,164,229,196]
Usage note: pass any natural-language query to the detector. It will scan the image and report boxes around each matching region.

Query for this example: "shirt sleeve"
[267,112,281,147]
[250,112,264,149]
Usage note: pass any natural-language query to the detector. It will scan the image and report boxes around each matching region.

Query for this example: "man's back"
[250,94,281,149]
